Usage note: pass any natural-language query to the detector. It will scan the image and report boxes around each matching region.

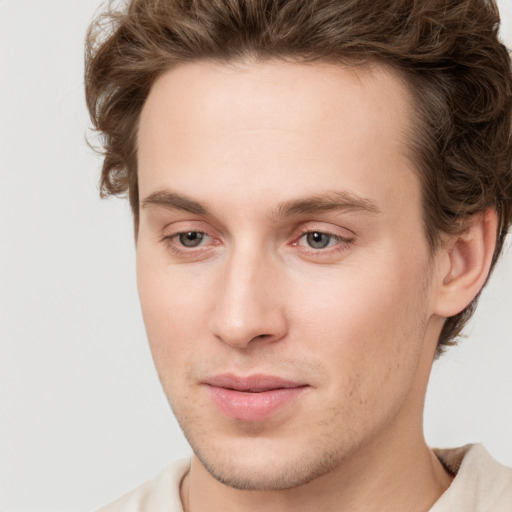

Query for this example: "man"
[85,0,512,510]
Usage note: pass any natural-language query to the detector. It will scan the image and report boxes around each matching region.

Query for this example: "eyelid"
[161,218,220,240]
[293,222,356,241]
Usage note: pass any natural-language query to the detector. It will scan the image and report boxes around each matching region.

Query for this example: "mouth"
[203,373,309,422]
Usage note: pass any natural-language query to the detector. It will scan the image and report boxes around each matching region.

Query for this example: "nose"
[209,249,288,349]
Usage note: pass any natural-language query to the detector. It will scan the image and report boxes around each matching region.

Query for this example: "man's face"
[136,60,443,490]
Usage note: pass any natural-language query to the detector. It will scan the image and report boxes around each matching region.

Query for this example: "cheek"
[295,257,426,342]
[292,257,430,404]
[136,251,210,377]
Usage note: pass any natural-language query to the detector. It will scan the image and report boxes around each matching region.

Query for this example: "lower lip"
[206,385,307,422]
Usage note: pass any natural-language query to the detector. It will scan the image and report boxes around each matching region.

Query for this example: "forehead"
[137,59,419,215]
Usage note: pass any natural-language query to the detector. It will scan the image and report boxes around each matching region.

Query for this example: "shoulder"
[95,459,190,512]
[431,444,512,512]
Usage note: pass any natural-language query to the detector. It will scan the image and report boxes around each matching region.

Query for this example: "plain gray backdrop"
[1,1,511,511]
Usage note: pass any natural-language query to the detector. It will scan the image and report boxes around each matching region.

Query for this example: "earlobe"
[434,209,498,318]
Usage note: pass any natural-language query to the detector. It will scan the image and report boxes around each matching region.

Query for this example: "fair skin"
[136,60,497,511]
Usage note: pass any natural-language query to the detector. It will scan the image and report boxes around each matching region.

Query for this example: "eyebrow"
[140,189,380,218]
[273,191,380,218]
[141,191,211,215]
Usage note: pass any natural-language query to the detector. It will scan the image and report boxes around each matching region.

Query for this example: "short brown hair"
[85,0,512,352]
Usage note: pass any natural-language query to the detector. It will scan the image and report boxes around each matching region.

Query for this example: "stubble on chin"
[172,389,361,492]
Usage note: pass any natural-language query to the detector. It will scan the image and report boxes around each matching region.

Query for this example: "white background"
[1,1,511,511]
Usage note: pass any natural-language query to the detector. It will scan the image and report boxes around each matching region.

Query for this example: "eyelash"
[162,227,355,258]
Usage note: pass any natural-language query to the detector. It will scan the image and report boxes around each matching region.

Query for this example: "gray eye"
[306,232,331,249]
[179,232,205,247]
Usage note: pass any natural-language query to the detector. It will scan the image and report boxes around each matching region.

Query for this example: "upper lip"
[204,373,308,392]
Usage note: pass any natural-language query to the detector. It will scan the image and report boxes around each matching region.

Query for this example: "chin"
[190,433,349,491]
[199,453,335,491]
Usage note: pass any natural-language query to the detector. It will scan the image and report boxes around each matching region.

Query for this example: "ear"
[433,209,498,318]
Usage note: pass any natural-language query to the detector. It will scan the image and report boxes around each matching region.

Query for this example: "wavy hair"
[85,0,512,352]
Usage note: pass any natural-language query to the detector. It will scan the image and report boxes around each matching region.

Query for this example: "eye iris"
[306,232,330,249]
[179,232,204,247]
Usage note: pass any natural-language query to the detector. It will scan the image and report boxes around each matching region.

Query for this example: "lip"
[203,373,309,422]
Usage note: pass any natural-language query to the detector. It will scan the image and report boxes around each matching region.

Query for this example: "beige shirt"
[97,444,512,511]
